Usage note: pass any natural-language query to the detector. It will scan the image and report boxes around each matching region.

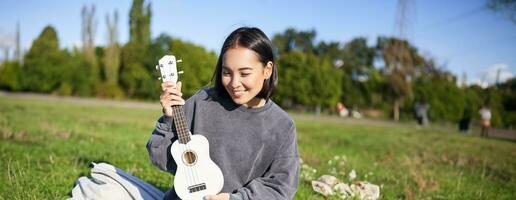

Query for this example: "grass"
[1,95,515,199]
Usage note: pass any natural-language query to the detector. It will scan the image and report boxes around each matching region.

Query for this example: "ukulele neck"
[171,105,191,144]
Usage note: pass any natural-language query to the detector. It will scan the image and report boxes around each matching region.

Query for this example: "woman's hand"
[160,81,184,117]
[204,193,230,200]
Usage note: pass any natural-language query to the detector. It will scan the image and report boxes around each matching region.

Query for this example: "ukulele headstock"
[156,55,183,83]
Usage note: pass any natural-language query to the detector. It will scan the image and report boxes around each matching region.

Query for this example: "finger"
[169,95,184,102]
[161,82,177,90]
[163,87,182,96]
[170,100,185,106]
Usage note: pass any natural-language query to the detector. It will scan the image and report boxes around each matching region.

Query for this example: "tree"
[129,0,151,46]
[272,28,317,54]
[120,0,152,98]
[412,69,465,122]
[498,77,516,127]
[100,9,123,98]
[80,4,101,96]
[168,39,217,98]
[340,38,379,108]
[275,52,341,111]
[81,4,97,61]
[57,50,97,96]
[14,22,22,63]
[0,61,22,91]
[488,0,516,24]
[377,36,424,121]
[23,26,68,93]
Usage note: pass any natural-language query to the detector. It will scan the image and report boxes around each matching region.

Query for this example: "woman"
[147,27,299,200]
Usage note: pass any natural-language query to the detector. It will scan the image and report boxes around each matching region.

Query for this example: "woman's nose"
[230,75,241,88]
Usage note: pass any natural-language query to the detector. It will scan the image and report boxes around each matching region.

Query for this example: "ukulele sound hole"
[182,151,197,165]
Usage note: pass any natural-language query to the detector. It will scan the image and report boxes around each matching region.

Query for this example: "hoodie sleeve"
[146,115,179,174]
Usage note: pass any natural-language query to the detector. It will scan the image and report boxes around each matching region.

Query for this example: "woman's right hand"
[160,81,184,117]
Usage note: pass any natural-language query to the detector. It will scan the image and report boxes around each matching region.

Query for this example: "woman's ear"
[264,61,273,79]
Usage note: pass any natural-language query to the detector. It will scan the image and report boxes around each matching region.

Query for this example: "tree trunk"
[393,99,400,121]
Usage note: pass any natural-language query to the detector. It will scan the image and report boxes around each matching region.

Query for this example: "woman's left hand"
[204,193,230,200]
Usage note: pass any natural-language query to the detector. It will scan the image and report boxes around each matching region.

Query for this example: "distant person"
[414,101,429,126]
[458,107,472,134]
[479,105,491,137]
[336,102,348,117]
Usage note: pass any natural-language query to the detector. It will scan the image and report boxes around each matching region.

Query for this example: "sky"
[0,0,515,86]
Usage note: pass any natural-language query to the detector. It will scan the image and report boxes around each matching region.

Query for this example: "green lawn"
[1,95,515,199]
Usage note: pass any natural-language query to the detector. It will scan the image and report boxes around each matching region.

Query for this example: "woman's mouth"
[232,90,245,98]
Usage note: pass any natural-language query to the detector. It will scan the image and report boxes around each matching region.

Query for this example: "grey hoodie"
[146,88,299,200]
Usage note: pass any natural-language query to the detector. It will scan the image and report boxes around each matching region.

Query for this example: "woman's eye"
[241,73,251,77]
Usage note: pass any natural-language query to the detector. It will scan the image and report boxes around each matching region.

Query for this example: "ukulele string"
[181,116,199,185]
[186,140,200,185]
[175,106,194,187]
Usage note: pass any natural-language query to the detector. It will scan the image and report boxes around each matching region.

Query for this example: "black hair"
[212,27,277,100]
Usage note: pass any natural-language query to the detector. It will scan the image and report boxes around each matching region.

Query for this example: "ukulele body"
[170,134,224,200]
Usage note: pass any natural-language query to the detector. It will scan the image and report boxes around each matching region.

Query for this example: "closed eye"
[221,68,231,75]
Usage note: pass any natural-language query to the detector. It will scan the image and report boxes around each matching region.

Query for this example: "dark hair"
[212,27,277,100]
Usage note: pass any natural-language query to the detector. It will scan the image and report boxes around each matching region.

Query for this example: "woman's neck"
[243,97,266,108]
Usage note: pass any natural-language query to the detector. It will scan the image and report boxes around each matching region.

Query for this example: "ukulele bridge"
[188,183,207,193]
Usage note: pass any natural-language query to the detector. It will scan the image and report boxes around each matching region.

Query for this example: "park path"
[1,91,514,140]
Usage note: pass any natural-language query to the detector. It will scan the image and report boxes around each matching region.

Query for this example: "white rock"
[333,183,353,198]
[350,182,380,200]
[311,180,334,196]
[317,175,341,187]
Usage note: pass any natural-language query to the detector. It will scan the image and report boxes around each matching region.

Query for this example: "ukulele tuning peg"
[158,77,162,80]
[178,71,184,74]
[177,59,183,63]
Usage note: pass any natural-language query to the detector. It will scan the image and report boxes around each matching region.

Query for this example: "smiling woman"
[220,45,273,108]
[215,27,277,108]
[149,27,299,200]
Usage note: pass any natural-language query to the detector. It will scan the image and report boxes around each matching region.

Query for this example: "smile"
[232,90,245,98]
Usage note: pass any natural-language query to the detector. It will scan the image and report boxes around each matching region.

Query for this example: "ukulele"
[156,55,224,199]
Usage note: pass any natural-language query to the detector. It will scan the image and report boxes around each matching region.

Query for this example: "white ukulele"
[156,55,224,200]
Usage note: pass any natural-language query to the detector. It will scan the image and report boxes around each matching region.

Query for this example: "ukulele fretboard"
[171,105,191,144]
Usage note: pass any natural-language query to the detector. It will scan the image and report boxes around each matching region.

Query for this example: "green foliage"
[486,88,505,127]
[62,52,98,96]
[4,8,514,128]
[376,37,427,120]
[498,78,516,127]
[22,26,68,93]
[168,39,217,98]
[341,37,375,71]
[412,73,464,122]
[275,52,341,109]
[339,38,384,109]
[129,0,151,46]
[0,61,22,91]
[120,42,152,98]
[273,28,317,54]
[487,0,516,24]
[101,43,123,98]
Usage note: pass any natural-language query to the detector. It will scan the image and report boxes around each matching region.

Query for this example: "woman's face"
[221,46,272,107]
